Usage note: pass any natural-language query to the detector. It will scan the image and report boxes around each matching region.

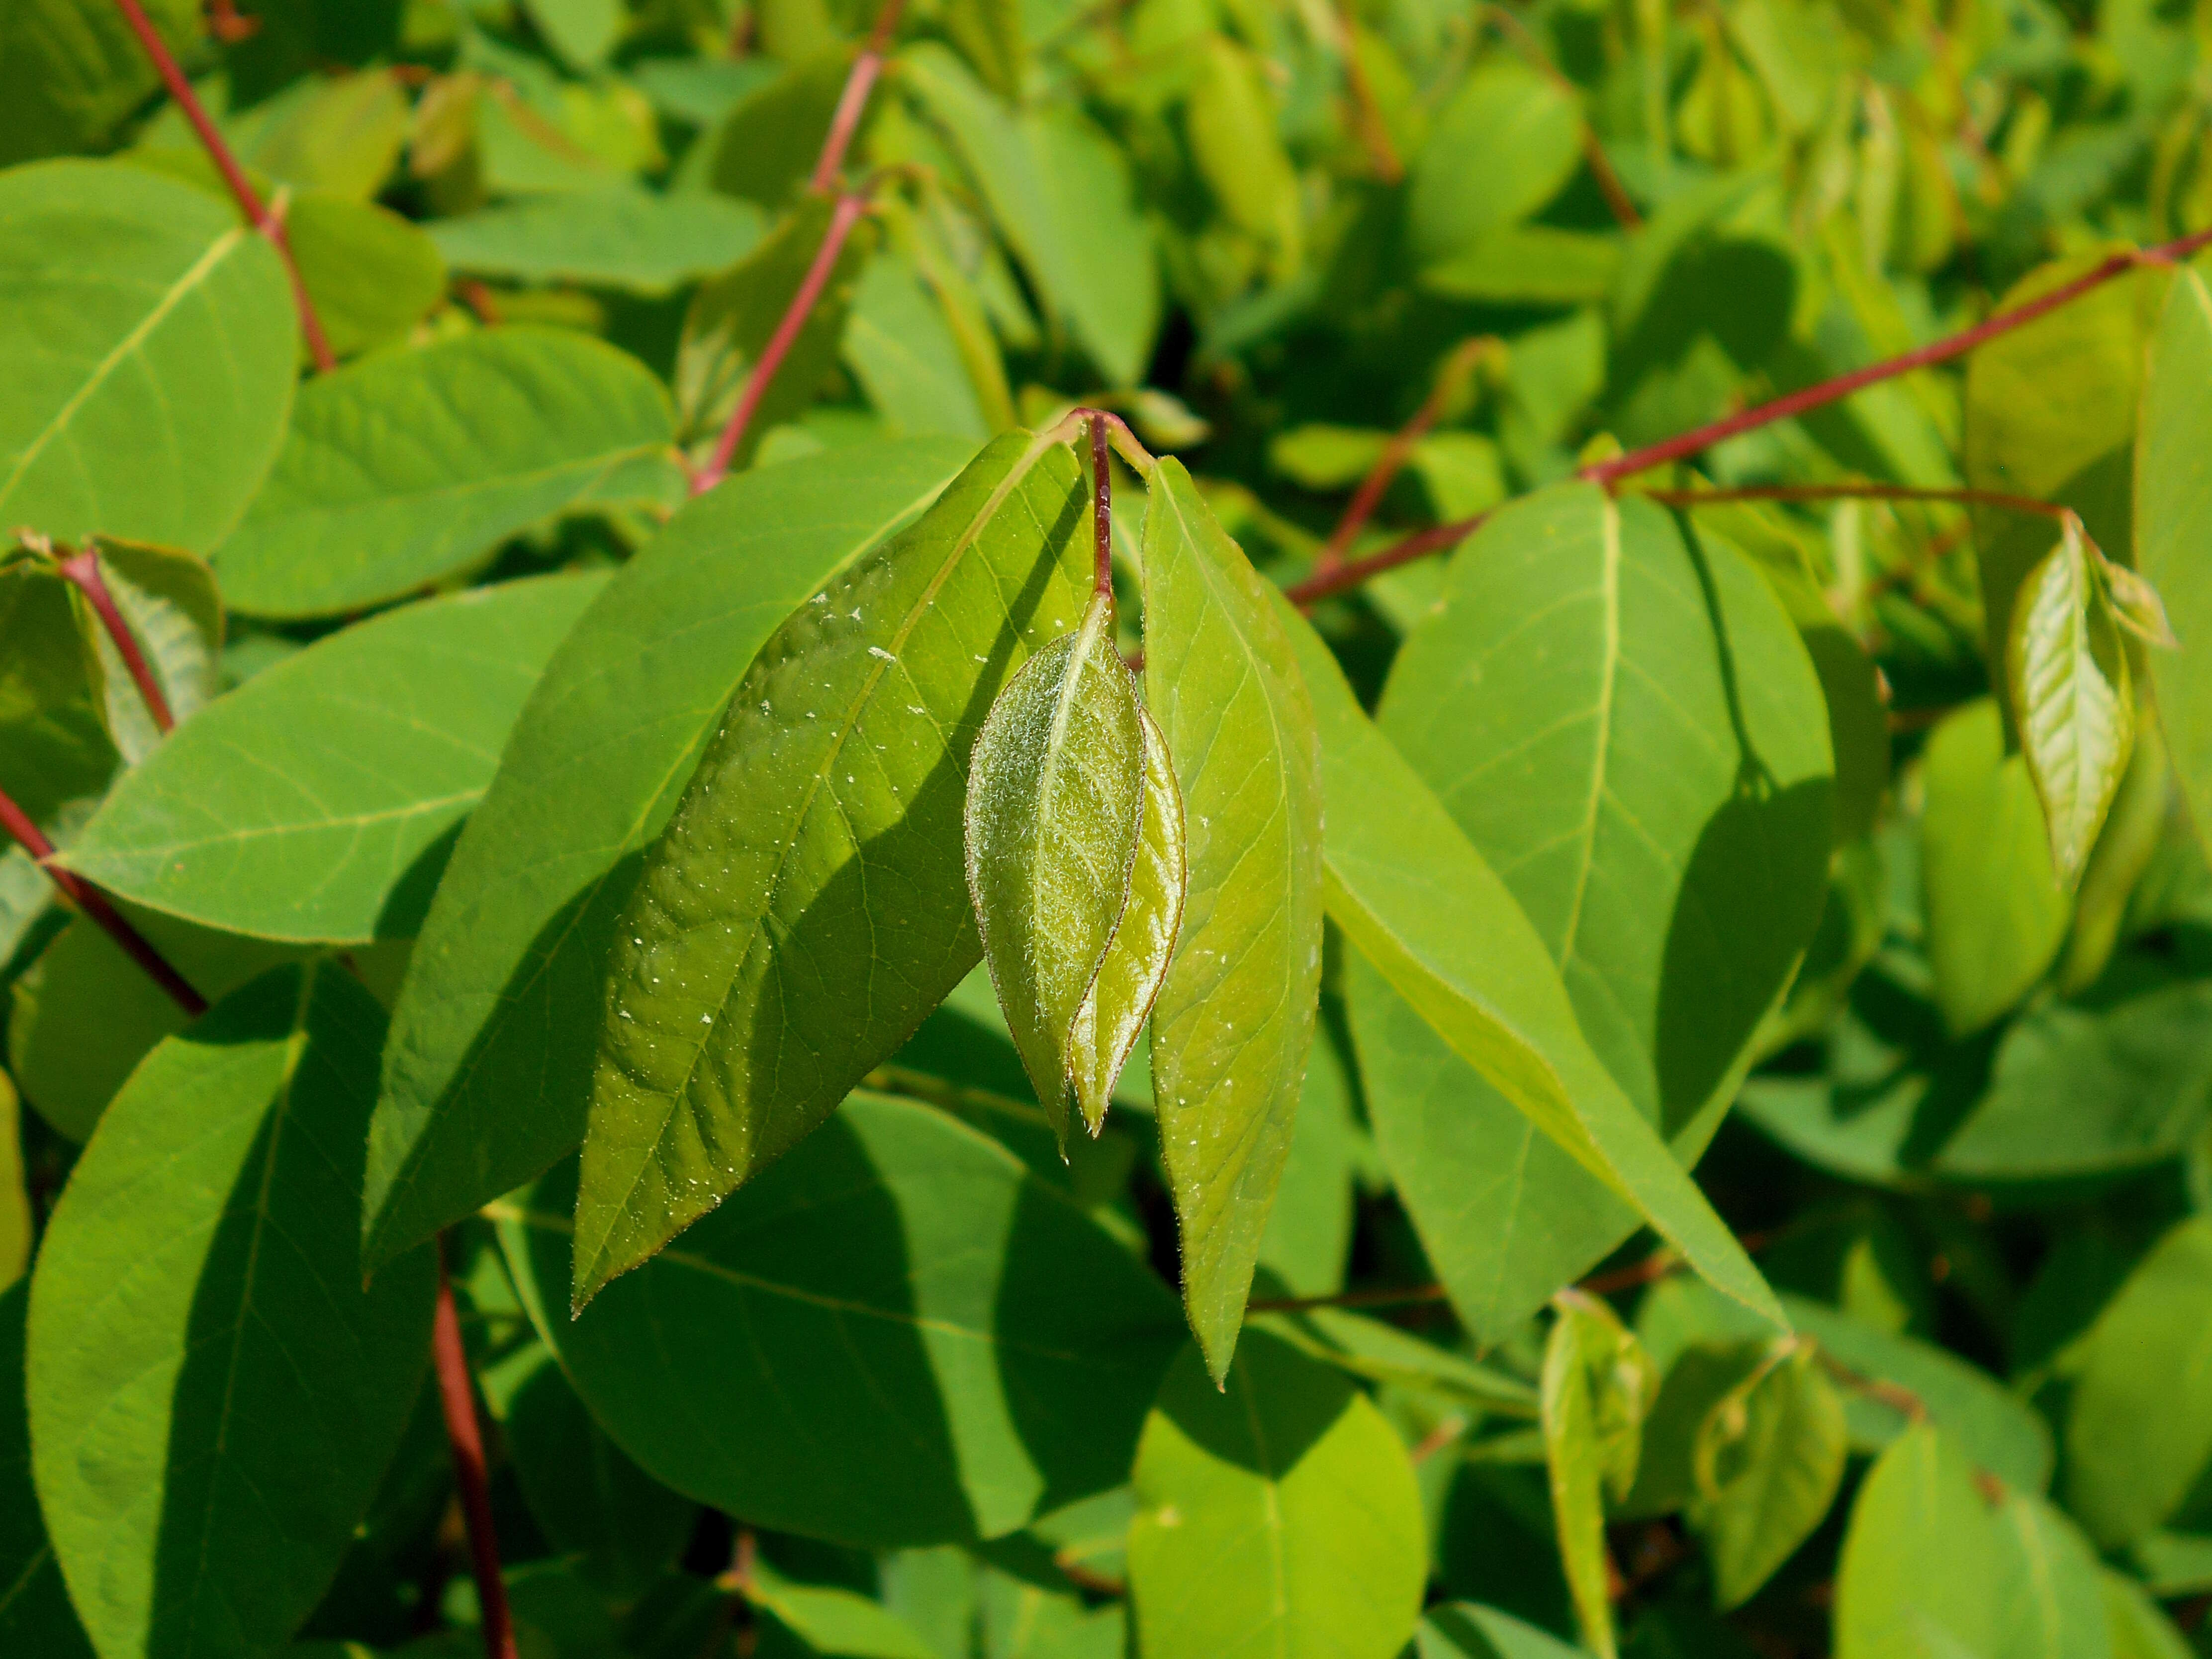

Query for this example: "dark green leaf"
[1419,1602,1584,1659]
[362,439,975,1275]
[0,0,200,165]
[572,430,1092,1305]
[26,964,437,1659]
[81,539,221,766]
[0,1282,93,1658]
[496,1092,1181,1546]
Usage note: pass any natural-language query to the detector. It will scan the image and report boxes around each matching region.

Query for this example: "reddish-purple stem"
[809,0,909,193]
[432,1240,519,1659]
[0,787,205,1016]
[111,0,337,371]
[692,191,869,494]
[58,547,173,734]
[1089,413,1114,600]
[1284,509,1495,607]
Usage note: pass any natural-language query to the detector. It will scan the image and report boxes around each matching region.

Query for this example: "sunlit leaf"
[1690,1342,1846,1609]
[2137,267,2212,849]
[1834,1423,2001,1659]
[1540,1294,1655,1659]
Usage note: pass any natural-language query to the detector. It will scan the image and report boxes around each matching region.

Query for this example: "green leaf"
[362,438,975,1274]
[844,248,995,441]
[899,44,1160,386]
[1689,1341,1847,1609]
[1619,1339,1770,1519]
[0,1282,94,1659]
[1282,594,1784,1339]
[496,1092,1181,1546]
[62,574,608,944]
[1991,1492,2112,1659]
[1069,704,1186,1136]
[1407,61,1583,269]
[2103,1568,2196,1659]
[1186,37,1301,274]
[749,1564,940,1659]
[1834,1423,2002,1659]
[572,430,1092,1306]
[705,48,854,207]
[1921,697,2070,1034]
[429,187,766,296]
[1540,1294,1656,1659]
[965,595,1148,1138]
[2009,517,2134,885]
[0,0,200,165]
[2064,1216,2212,1549]
[676,193,874,456]
[1140,457,1325,1378]
[212,328,685,618]
[287,194,447,361]
[2137,267,2212,852]
[1417,226,1623,307]
[945,0,1023,97]
[0,160,296,553]
[26,963,438,1659]
[1127,1332,1426,1659]
[80,539,221,766]
[0,1076,23,1290]
[525,0,626,68]
[0,557,101,729]
[1418,1602,1585,1659]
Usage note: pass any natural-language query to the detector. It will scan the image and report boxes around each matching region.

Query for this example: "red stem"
[809,0,909,193]
[0,786,205,1016]
[111,0,337,371]
[1319,405,1442,574]
[1089,413,1114,600]
[692,191,869,493]
[1284,508,1495,607]
[1581,226,2212,486]
[58,547,174,734]
[432,1240,518,1659]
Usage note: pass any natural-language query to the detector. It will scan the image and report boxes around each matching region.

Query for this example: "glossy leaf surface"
[498,1092,1181,1547]
[573,431,1092,1304]
[213,328,686,618]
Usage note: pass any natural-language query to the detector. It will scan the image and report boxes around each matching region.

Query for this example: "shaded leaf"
[362,439,975,1274]
[0,0,200,166]
[497,1093,1181,1546]
[750,1564,940,1659]
[0,160,295,553]
[213,328,685,618]
[572,430,1092,1306]
[0,1077,22,1290]
[0,1282,94,1659]
[429,187,766,296]
[63,575,607,944]
[1127,1332,1425,1659]
[1419,1602,1584,1659]
[1140,458,1325,1378]
[26,964,438,1659]
[844,248,995,441]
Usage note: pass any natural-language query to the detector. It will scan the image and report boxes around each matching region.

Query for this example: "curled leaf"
[965,592,1148,1143]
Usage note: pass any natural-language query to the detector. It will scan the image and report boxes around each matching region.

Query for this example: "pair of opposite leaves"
[965,584,1189,1146]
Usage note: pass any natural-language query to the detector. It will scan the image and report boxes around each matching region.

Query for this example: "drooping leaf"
[26,963,438,1659]
[1186,37,1301,275]
[1127,1333,1426,1659]
[362,439,976,1275]
[212,328,687,618]
[1068,705,1186,1136]
[497,1092,1181,1547]
[1690,1342,1847,1608]
[429,187,766,296]
[1140,457,1325,1378]
[965,594,1148,1139]
[2064,1217,2212,1549]
[571,430,1092,1306]
[63,575,607,944]
[0,1282,94,1658]
[2137,267,2212,850]
[0,0,201,166]
[1540,1294,1656,1659]
[1281,596,1785,1340]
[1921,697,2070,1035]
[2009,517,2134,884]
[1834,1423,2002,1659]
[0,160,296,553]
[0,555,102,729]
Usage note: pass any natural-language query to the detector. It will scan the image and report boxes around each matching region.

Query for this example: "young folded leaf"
[1141,457,1325,1382]
[2008,516,2133,886]
[1070,704,1187,1135]
[965,592,1147,1141]
[571,429,1092,1311]
[1541,1292,1658,1659]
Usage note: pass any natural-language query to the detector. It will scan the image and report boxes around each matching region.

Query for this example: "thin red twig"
[1088,413,1114,600]
[0,786,205,1015]
[1283,508,1494,607]
[1318,338,1494,573]
[432,1239,518,1659]
[1580,225,2212,486]
[809,0,909,193]
[57,547,173,734]
[692,190,870,493]
[112,0,337,371]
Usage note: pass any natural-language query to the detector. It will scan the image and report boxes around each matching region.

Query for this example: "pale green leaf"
[26,963,438,1659]
[496,1093,1181,1546]
[966,596,1147,1138]
[1127,1333,1426,1659]
[1069,705,1186,1136]
[1140,457,1325,1378]
[1921,698,2070,1034]
[2103,1569,2195,1659]
[1991,1492,2113,1659]
[362,439,975,1274]
[844,248,995,441]
[1418,1602,1584,1659]
[63,575,607,944]
[1407,61,1583,268]
[1187,37,1301,271]
[1690,1342,1847,1608]
[572,430,1092,1305]
[2009,518,2134,884]
[1834,1423,2002,1659]
[2137,268,2212,852]
[0,1076,23,1291]
[213,328,686,618]
[0,1282,94,1659]
[429,187,766,296]
[750,1564,940,1659]
[525,0,626,68]
[0,160,296,554]
[1541,1295,1654,1659]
